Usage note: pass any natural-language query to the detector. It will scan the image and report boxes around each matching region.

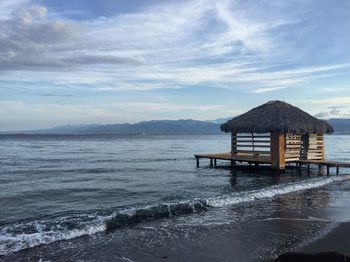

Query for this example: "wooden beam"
[271,132,286,170]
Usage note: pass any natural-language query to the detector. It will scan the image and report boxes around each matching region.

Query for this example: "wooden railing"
[285,133,324,161]
[285,134,302,161]
[231,133,271,158]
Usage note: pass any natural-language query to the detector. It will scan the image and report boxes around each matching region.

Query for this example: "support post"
[231,132,237,158]
[210,158,213,167]
[231,159,235,168]
[271,132,286,170]
[337,166,339,175]
[301,134,309,160]
[196,157,199,168]
[326,165,330,176]
[214,159,217,167]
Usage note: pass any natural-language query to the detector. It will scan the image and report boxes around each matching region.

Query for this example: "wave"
[1,174,349,256]
[206,175,350,207]
[105,201,208,231]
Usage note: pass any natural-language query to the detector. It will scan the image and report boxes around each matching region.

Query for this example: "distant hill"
[11,120,222,135]
[2,118,350,135]
[328,119,350,134]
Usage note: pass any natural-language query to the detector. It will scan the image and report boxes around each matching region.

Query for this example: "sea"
[1,134,350,261]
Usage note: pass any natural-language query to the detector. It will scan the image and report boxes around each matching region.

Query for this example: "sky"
[0,0,350,131]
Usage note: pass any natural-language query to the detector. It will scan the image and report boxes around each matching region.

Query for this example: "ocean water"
[1,134,350,261]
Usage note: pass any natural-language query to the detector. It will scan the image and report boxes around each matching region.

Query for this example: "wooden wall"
[231,132,271,158]
[285,134,302,162]
[285,133,324,161]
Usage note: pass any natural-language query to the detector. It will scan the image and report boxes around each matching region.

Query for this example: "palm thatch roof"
[220,100,334,134]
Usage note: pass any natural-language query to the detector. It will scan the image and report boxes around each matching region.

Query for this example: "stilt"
[326,165,330,176]
[196,157,199,168]
[210,158,213,167]
[214,159,217,167]
[307,164,310,175]
[336,166,339,175]
[255,163,259,168]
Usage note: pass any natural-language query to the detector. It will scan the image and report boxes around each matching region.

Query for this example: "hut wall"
[306,134,324,160]
[285,134,302,162]
[231,133,271,158]
[284,133,324,161]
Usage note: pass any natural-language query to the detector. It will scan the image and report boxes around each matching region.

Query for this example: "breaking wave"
[206,175,350,207]
[1,175,349,256]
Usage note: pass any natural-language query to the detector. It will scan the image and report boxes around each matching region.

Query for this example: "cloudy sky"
[1,0,350,130]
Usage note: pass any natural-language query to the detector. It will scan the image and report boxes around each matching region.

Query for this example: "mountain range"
[2,118,350,135]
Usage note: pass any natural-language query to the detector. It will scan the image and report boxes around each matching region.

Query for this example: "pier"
[194,152,350,175]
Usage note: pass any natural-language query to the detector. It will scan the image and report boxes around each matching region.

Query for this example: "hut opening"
[220,100,334,170]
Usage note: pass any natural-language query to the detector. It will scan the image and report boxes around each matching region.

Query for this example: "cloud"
[315,112,329,118]
[62,55,141,66]
[314,103,350,119]
[1,0,349,94]
[0,4,82,71]
[307,97,350,105]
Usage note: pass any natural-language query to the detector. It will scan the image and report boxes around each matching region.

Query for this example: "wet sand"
[299,221,350,255]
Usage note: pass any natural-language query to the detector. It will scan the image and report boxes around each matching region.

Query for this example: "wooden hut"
[219,100,334,170]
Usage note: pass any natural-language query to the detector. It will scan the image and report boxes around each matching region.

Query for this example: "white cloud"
[0,0,303,90]
[306,97,350,105]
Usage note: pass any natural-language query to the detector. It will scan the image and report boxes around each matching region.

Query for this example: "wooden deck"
[194,152,271,167]
[194,152,350,175]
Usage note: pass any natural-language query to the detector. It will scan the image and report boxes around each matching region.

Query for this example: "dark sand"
[299,221,350,255]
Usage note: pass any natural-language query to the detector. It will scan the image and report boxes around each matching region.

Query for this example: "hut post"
[271,132,286,170]
[301,134,309,160]
[231,132,237,158]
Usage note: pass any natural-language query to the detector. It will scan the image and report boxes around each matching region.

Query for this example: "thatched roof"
[220,100,334,134]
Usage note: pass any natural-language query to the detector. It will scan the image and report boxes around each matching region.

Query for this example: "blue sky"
[0,0,350,130]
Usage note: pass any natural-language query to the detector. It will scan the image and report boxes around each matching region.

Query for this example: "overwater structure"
[195,101,350,173]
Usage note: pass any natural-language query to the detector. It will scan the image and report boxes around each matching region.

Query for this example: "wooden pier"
[194,152,350,175]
